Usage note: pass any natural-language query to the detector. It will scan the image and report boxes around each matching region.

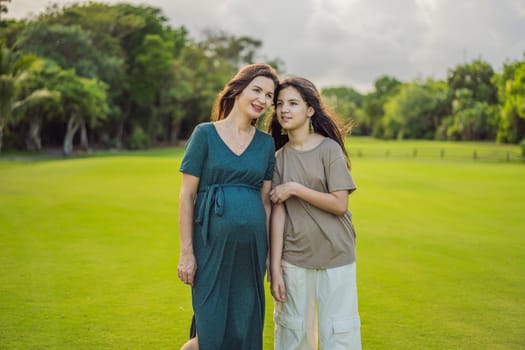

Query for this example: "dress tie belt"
[195,183,260,245]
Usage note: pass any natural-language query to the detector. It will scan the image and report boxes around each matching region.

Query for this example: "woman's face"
[275,86,313,132]
[236,76,275,120]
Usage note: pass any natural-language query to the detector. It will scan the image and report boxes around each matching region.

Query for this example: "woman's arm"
[177,173,200,287]
[261,180,272,246]
[270,202,287,302]
[261,180,272,281]
[270,182,349,216]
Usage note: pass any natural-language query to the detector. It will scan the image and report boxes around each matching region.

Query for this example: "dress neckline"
[211,123,257,157]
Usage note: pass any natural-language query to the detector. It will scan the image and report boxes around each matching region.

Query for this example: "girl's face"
[275,86,314,132]
[236,76,275,120]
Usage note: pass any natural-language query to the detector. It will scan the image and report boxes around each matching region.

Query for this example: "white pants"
[274,261,362,350]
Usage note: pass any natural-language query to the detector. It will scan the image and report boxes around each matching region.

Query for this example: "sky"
[6,0,525,92]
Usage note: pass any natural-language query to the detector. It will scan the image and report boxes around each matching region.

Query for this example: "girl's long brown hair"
[267,76,352,168]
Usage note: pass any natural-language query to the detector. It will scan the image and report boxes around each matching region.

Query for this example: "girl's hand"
[177,252,197,287]
[270,182,299,204]
[270,268,288,303]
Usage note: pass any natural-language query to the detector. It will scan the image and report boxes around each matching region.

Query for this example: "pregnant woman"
[177,63,279,350]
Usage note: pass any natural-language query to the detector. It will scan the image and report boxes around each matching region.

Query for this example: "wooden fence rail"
[348,148,524,163]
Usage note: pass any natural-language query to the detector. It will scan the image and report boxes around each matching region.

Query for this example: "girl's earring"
[309,119,315,134]
[281,127,288,135]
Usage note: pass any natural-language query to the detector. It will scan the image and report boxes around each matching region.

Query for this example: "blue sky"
[7,0,525,92]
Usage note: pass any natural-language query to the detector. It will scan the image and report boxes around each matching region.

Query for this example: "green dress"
[180,123,275,350]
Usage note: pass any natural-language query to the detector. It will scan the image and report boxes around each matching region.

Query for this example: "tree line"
[0,1,284,154]
[322,59,525,147]
[1,1,524,156]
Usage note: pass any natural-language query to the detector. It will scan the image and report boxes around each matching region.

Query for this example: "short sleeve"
[180,124,208,177]
[324,142,356,194]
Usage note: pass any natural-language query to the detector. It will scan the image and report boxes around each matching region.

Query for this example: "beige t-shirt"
[273,138,357,269]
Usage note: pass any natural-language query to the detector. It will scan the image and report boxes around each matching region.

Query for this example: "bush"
[520,138,525,158]
[128,127,150,150]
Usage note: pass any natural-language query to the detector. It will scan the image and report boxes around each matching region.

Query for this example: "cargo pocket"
[332,317,360,334]
[329,317,362,349]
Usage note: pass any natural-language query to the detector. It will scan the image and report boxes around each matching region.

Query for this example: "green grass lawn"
[1,140,524,349]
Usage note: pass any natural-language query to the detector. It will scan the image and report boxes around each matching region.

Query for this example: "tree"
[0,43,37,151]
[0,18,27,49]
[11,58,60,151]
[493,57,525,143]
[441,59,500,141]
[60,72,108,155]
[31,2,182,149]
[382,80,451,140]
[16,21,124,83]
[170,40,234,139]
[16,20,124,147]
[32,62,109,155]
[321,86,364,134]
[128,33,175,143]
[201,30,263,70]
[363,75,401,138]
[1,2,281,151]
[444,89,497,141]
[447,59,498,104]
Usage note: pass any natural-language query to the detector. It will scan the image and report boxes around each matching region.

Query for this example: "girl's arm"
[177,173,199,287]
[270,182,349,216]
[270,202,288,302]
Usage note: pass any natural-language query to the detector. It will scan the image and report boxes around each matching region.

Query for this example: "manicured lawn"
[1,140,524,349]
[350,159,525,349]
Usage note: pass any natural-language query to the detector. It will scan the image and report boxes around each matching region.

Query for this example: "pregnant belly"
[199,186,266,243]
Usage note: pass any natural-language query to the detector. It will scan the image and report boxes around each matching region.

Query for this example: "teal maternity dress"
[180,122,275,350]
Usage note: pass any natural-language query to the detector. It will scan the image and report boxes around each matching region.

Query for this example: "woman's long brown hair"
[211,63,280,121]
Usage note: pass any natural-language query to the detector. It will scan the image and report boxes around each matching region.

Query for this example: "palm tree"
[0,44,55,152]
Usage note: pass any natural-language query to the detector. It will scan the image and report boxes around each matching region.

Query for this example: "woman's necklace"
[234,126,253,149]
[218,120,253,151]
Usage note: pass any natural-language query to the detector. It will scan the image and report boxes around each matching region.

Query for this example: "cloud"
[5,0,525,92]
